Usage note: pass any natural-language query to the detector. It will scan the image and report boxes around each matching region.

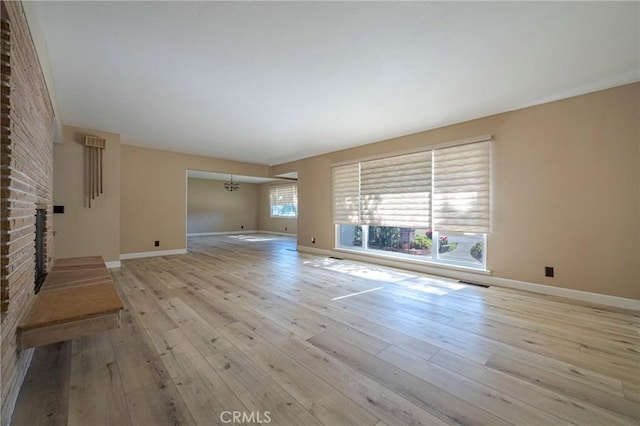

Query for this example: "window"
[360,151,432,227]
[433,141,490,233]
[332,137,490,269]
[270,183,298,217]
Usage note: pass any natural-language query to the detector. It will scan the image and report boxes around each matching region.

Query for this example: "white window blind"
[360,151,432,227]
[433,140,491,232]
[269,183,297,217]
[332,163,360,224]
[331,138,491,232]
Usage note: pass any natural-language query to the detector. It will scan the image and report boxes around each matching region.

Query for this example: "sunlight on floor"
[405,285,451,296]
[398,276,468,296]
[304,258,416,283]
[228,234,280,242]
[305,257,469,297]
[401,276,468,291]
[332,286,385,301]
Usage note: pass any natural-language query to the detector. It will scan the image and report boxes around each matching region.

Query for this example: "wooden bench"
[17,256,124,349]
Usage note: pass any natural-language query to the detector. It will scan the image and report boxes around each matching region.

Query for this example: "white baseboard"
[105,261,121,269]
[487,276,640,311]
[120,248,188,260]
[296,245,640,311]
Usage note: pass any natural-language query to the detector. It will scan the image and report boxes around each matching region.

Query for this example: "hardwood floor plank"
[623,379,640,403]
[295,297,443,360]
[109,308,155,350]
[377,345,568,425]
[109,325,169,394]
[431,349,638,426]
[156,270,194,290]
[487,353,640,421]
[67,365,131,426]
[197,287,275,332]
[207,347,324,426]
[221,321,380,426]
[125,381,196,426]
[146,328,248,425]
[158,297,234,357]
[449,313,639,361]
[212,271,339,328]
[448,314,639,368]
[308,331,511,426]
[173,287,238,329]
[68,336,130,426]
[70,333,116,375]
[471,292,639,339]
[273,333,448,426]
[365,308,494,363]
[211,272,393,356]
[118,275,178,334]
[126,265,176,301]
[468,331,628,397]
[369,290,633,396]
[11,342,71,426]
[387,308,639,382]
[199,287,320,340]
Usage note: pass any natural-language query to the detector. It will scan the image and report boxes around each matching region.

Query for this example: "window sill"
[333,247,491,275]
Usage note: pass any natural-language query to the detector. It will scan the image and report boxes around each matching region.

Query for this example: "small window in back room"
[269,183,298,217]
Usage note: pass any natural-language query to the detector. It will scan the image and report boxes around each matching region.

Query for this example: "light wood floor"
[12,234,640,425]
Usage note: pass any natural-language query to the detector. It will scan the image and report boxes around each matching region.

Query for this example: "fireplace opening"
[34,208,46,293]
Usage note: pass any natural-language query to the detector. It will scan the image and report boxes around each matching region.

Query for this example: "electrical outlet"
[155,240,160,247]
[285,227,288,231]
[311,237,316,244]
[545,266,554,277]
[241,225,244,229]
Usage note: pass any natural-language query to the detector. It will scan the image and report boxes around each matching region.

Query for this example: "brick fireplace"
[1,0,56,423]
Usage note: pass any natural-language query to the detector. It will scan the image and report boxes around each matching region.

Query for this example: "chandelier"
[224,174,239,191]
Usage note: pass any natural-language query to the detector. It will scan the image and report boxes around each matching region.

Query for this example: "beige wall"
[53,126,121,262]
[274,83,640,300]
[187,178,259,234]
[120,145,269,254]
[258,183,298,234]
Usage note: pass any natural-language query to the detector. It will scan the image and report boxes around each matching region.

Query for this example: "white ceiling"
[36,1,639,166]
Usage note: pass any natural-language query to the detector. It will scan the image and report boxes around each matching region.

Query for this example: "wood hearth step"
[17,256,124,349]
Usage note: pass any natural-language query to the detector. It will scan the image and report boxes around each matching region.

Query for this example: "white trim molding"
[487,276,640,311]
[296,245,640,311]
[120,248,188,260]
[105,261,122,269]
